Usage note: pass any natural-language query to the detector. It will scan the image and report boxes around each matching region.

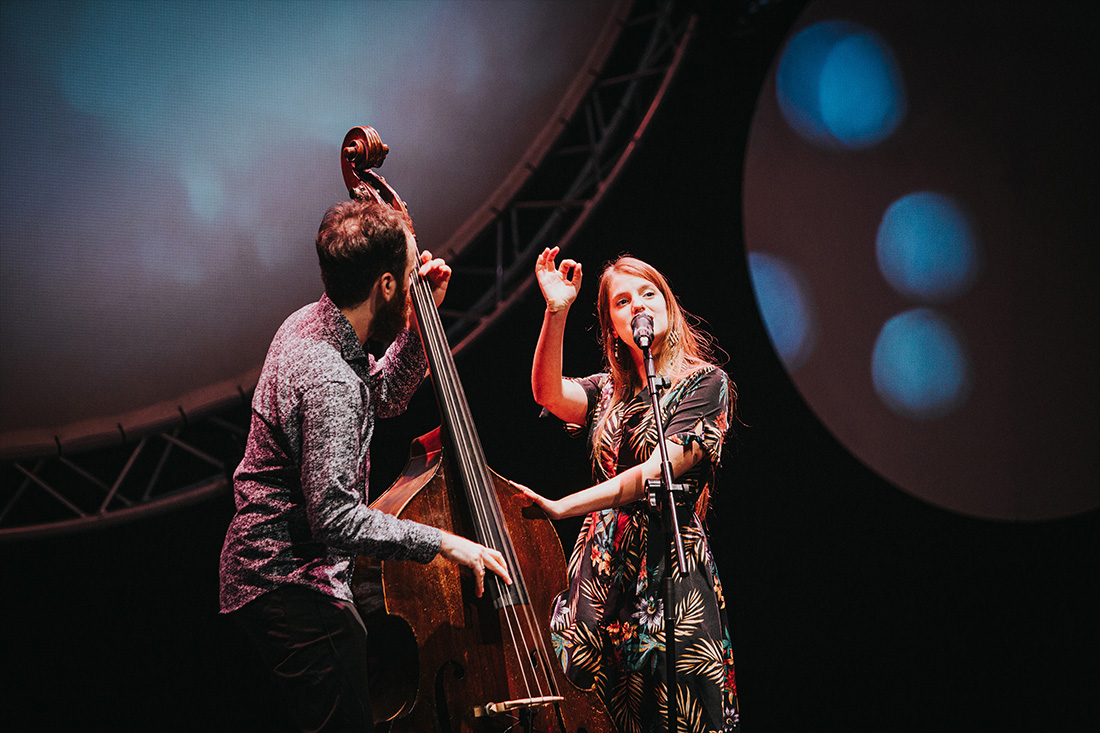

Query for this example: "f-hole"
[433,659,466,733]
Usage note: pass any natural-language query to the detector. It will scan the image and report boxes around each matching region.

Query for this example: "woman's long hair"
[592,256,729,515]
[596,255,715,399]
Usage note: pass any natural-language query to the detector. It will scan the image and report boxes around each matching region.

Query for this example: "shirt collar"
[318,293,368,363]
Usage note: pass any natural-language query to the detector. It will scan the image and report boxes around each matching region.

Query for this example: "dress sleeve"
[562,373,607,435]
[371,327,429,418]
[298,379,442,563]
[663,368,734,467]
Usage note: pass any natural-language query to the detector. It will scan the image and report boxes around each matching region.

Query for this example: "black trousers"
[232,585,375,732]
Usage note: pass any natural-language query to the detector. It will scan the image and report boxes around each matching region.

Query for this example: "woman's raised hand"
[535,247,582,313]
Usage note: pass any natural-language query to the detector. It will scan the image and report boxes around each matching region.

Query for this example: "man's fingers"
[442,532,513,594]
[473,561,486,597]
[486,551,512,585]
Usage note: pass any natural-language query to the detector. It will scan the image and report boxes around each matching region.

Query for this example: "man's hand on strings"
[418,250,451,308]
[439,532,511,597]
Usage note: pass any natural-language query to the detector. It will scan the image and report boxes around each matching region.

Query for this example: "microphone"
[631,313,654,349]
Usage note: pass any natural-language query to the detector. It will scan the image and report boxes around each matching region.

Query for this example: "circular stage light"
[871,308,971,420]
[747,252,818,372]
[776,20,906,150]
[876,192,980,302]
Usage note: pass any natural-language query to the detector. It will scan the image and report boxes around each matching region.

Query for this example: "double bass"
[341,126,614,733]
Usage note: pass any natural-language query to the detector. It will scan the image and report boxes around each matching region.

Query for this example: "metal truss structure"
[0,404,251,540]
[436,0,696,350]
[1,0,775,539]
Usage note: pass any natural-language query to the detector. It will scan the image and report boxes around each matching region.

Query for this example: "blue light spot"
[877,192,980,302]
[776,20,906,150]
[747,252,817,371]
[872,308,971,420]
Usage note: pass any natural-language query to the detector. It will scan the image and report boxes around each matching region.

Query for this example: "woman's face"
[605,271,668,353]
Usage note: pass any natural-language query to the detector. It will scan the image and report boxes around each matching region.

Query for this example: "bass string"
[440,408,561,702]
[411,269,561,701]
[411,274,547,698]
[447,434,562,702]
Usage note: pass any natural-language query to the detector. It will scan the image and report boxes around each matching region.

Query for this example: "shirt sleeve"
[663,368,734,467]
[298,379,442,563]
[372,326,429,419]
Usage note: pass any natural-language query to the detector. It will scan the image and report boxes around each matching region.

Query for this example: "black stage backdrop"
[4,3,1098,731]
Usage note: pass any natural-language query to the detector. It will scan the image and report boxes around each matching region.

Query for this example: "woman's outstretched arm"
[519,438,707,519]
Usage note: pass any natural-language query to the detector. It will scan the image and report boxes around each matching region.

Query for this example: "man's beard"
[373,277,412,344]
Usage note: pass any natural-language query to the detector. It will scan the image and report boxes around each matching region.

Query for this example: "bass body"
[355,428,613,732]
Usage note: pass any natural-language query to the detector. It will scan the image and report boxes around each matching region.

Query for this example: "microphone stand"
[638,335,689,733]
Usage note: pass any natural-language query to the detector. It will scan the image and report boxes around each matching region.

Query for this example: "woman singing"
[521,247,740,732]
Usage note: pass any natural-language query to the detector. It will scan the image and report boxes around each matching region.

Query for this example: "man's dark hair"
[315,199,412,308]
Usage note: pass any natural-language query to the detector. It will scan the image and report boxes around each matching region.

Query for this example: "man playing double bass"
[219,198,511,731]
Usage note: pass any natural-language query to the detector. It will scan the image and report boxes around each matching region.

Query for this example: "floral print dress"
[550,366,740,733]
